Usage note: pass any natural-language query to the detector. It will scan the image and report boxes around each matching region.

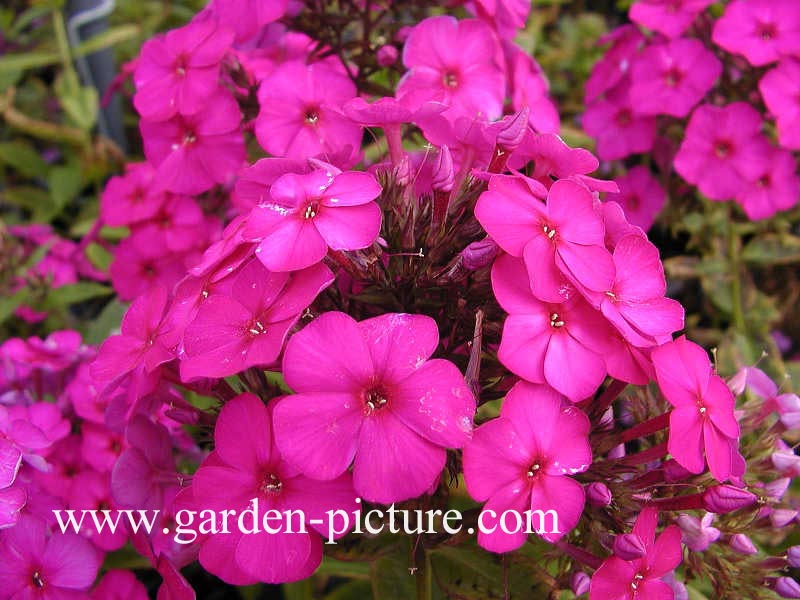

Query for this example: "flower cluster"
[584,0,800,223]
[1,1,799,599]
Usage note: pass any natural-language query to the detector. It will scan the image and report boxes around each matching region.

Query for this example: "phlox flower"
[134,19,234,121]
[255,60,362,165]
[582,82,656,161]
[273,311,475,503]
[673,102,768,201]
[180,258,334,380]
[712,0,800,67]
[606,166,665,231]
[192,393,358,584]
[652,337,744,482]
[398,16,505,122]
[207,0,288,42]
[242,167,382,272]
[0,515,101,599]
[600,234,684,348]
[1,403,70,477]
[463,381,591,552]
[492,255,614,401]
[629,0,715,39]
[91,569,148,600]
[735,146,800,220]
[759,58,800,150]
[465,0,530,39]
[629,38,721,118]
[509,132,598,182]
[100,162,164,227]
[232,157,311,212]
[590,508,683,600]
[504,42,560,134]
[0,484,26,529]
[675,512,720,552]
[586,26,645,103]
[476,175,615,304]
[141,90,245,195]
[68,471,128,551]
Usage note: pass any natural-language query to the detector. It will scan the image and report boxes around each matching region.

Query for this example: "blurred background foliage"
[0,1,798,597]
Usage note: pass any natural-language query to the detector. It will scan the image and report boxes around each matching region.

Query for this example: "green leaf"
[742,234,800,265]
[0,51,61,74]
[85,242,113,272]
[73,25,141,57]
[83,298,126,345]
[283,579,314,600]
[48,165,83,211]
[54,71,98,131]
[2,186,55,222]
[0,141,49,178]
[324,580,373,600]
[370,554,416,600]
[44,282,112,306]
[0,288,30,325]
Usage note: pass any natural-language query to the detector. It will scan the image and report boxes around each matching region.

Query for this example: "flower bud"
[764,477,791,500]
[496,107,529,152]
[586,482,613,507]
[431,146,454,193]
[376,45,398,67]
[461,238,498,271]
[702,485,757,514]
[613,533,647,560]
[571,571,591,596]
[775,576,800,599]
[729,533,758,555]
[770,508,797,528]
[727,368,747,395]
[664,459,693,483]
[772,449,800,476]
[788,546,800,567]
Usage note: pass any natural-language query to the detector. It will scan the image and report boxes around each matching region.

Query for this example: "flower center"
[549,313,565,328]
[303,201,320,220]
[542,224,557,240]
[175,54,188,77]
[260,473,282,495]
[32,571,45,589]
[363,386,389,415]
[631,573,644,591]
[756,21,777,41]
[304,108,320,125]
[615,108,632,127]
[757,174,771,188]
[182,129,197,146]
[443,70,459,88]
[526,463,541,478]
[713,140,732,159]
[664,68,682,88]
[246,319,267,337]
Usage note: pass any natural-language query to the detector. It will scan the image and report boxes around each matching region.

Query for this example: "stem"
[580,378,627,415]
[553,540,603,570]
[415,549,432,600]
[727,206,746,331]
[616,441,669,466]
[619,412,671,444]
[649,493,704,511]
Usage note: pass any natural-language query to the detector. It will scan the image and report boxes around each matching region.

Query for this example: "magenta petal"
[0,486,26,529]
[235,529,320,583]
[523,236,567,303]
[556,242,615,293]
[199,531,259,586]
[264,263,334,323]
[272,392,362,480]
[475,479,531,553]
[613,235,666,299]
[590,556,636,599]
[283,311,373,393]
[214,394,273,473]
[543,333,606,401]
[353,414,445,503]
[257,217,328,272]
[43,532,101,589]
[357,313,440,383]
[547,180,605,246]
[192,464,257,513]
[706,376,739,438]
[0,438,22,488]
[668,407,705,474]
[529,475,585,542]
[500,382,563,457]
[278,473,358,539]
[463,418,529,502]
[313,202,381,251]
[474,189,542,256]
[498,315,550,383]
[321,171,382,206]
[391,359,475,448]
[492,254,548,314]
[703,422,733,482]
[647,524,683,577]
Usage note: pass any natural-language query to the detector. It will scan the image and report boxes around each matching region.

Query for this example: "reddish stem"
[617,441,669,466]
[619,412,671,444]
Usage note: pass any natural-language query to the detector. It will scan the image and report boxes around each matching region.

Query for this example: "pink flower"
[586,26,645,103]
[207,0,288,42]
[630,0,715,39]
[492,255,614,401]
[476,176,615,303]
[141,90,245,195]
[0,485,26,529]
[463,381,591,551]
[504,42,560,133]
[192,393,357,584]
[242,167,382,272]
[736,146,800,220]
[232,157,311,212]
[133,19,233,121]
[100,162,164,227]
[606,166,666,231]
[629,38,721,118]
[600,234,684,348]
[676,512,720,552]
[590,508,683,600]
[583,83,656,160]
[712,0,800,67]
[273,312,475,503]
[674,103,768,201]
[466,0,530,38]
[181,258,334,380]
[652,337,743,482]
[255,60,361,165]
[91,569,148,600]
[398,16,505,122]
[0,515,101,598]
[759,58,800,150]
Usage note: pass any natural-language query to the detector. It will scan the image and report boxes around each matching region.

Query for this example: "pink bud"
[571,571,591,596]
[772,449,800,476]
[586,482,613,507]
[775,576,800,599]
[764,477,791,500]
[702,485,757,514]
[676,513,720,552]
[461,238,498,271]
[376,45,398,67]
[664,459,693,483]
[788,546,800,567]
[770,508,797,528]
[729,533,758,555]
[431,146,454,193]
[613,533,647,560]
[394,155,412,187]
[496,107,530,151]
[727,368,747,395]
